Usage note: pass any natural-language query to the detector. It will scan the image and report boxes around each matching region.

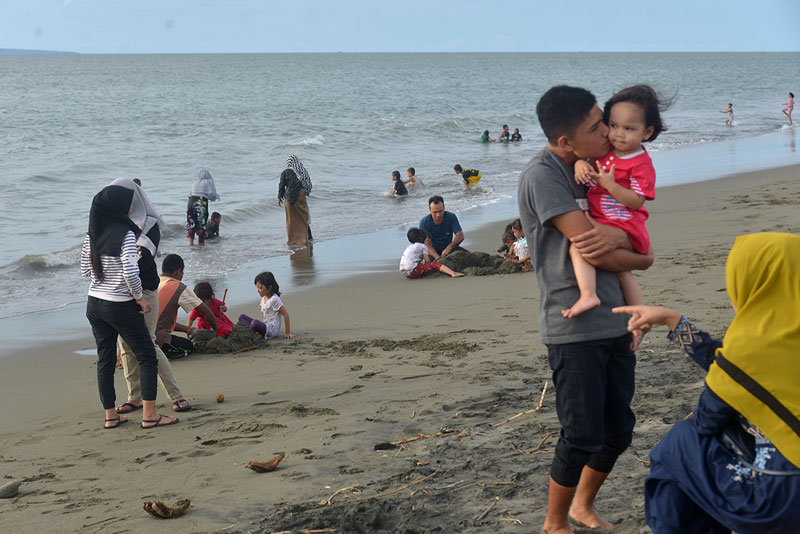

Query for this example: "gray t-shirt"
[518,148,629,344]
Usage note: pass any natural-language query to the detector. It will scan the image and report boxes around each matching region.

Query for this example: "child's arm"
[592,164,646,210]
[574,159,596,184]
[278,306,295,338]
[422,253,431,263]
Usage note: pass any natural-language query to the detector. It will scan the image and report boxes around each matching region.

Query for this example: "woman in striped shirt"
[81,183,178,429]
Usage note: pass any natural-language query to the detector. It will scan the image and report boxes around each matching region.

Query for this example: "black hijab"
[88,185,140,256]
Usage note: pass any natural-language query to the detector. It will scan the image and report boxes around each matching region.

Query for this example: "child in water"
[565,84,668,318]
[404,167,423,188]
[238,272,295,339]
[189,282,234,338]
[186,168,220,245]
[400,228,464,279]
[206,212,221,239]
[389,170,408,197]
[782,92,794,125]
[454,164,482,188]
[719,103,734,126]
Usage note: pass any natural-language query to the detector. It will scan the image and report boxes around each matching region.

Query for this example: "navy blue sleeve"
[694,388,736,436]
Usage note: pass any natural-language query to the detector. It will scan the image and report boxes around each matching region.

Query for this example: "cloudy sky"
[1,0,799,54]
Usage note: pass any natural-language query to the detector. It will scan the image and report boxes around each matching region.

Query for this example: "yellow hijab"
[706,232,800,468]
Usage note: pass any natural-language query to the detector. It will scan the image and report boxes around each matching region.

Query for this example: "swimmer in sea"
[480,130,495,143]
[719,103,734,126]
[454,164,482,189]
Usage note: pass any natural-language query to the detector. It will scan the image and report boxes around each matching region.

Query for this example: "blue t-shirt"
[419,211,462,254]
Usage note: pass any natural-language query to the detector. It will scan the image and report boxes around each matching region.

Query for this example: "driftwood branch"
[391,428,455,445]
[233,345,259,355]
[475,496,500,521]
[492,381,548,427]
[349,471,439,502]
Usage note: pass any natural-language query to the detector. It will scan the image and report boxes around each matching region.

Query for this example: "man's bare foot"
[569,506,613,531]
[562,295,601,318]
[541,521,573,534]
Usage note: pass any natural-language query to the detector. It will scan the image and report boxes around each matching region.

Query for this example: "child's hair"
[790,92,795,98]
[210,211,221,220]
[254,271,281,296]
[536,85,597,144]
[603,84,672,142]
[407,227,430,244]
[453,164,463,173]
[511,219,523,231]
[728,103,733,107]
[503,124,508,129]
[392,170,401,180]
[194,281,214,300]
[407,167,415,175]
[502,230,516,244]
[483,130,489,136]
[162,254,185,274]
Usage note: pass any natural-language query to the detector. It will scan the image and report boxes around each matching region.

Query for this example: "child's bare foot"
[451,272,465,278]
[562,295,601,318]
[569,506,614,531]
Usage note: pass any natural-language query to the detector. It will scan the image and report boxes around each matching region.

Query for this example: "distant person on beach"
[508,219,532,271]
[613,233,800,534]
[404,167,423,188]
[278,155,313,246]
[186,168,219,245]
[782,92,794,125]
[238,272,295,339]
[454,164,482,188]
[719,103,734,126]
[518,85,653,534]
[389,170,408,197]
[419,195,465,258]
[205,212,221,239]
[480,130,495,143]
[498,124,511,142]
[109,179,193,416]
[189,282,233,339]
[155,254,218,359]
[566,84,667,318]
[511,128,523,141]
[81,181,178,429]
[399,227,464,279]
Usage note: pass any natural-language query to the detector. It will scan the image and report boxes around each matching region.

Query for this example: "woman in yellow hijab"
[614,232,800,534]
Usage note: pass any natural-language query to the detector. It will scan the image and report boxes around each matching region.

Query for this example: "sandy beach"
[1,163,799,533]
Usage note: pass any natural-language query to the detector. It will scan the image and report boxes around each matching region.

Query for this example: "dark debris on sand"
[439,250,521,276]
[191,323,270,354]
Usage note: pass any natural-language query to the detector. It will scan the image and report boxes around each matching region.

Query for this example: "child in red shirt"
[189,282,233,338]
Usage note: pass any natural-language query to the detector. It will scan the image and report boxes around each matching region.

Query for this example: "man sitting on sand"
[155,254,217,359]
[419,195,465,259]
[518,85,653,534]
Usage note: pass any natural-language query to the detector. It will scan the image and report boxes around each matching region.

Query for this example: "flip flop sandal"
[115,402,142,414]
[141,414,179,429]
[172,399,193,412]
[104,416,128,429]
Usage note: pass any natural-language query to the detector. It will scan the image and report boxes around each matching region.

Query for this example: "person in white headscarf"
[110,179,194,415]
[278,155,313,246]
[187,168,220,245]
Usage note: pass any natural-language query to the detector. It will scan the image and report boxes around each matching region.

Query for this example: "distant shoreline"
[0,48,78,55]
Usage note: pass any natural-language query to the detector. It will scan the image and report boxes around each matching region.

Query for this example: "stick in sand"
[492,381,548,427]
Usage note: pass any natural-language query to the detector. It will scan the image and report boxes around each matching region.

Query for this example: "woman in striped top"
[81,183,178,429]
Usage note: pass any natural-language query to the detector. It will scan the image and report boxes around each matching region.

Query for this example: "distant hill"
[0,48,78,55]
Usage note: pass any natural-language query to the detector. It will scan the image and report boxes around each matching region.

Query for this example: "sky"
[1,0,799,54]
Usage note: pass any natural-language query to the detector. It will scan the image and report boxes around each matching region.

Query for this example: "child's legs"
[617,271,642,306]
[570,243,597,299]
[239,314,267,337]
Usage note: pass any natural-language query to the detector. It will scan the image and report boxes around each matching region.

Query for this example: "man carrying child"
[518,86,653,534]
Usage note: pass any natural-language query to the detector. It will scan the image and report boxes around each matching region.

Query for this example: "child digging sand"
[239,272,295,339]
[400,228,464,279]
[564,84,668,318]
[189,282,234,338]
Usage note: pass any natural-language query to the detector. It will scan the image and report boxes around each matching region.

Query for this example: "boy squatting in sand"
[563,85,668,318]
[399,228,464,279]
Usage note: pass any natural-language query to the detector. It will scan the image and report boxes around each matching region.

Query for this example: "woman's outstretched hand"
[612,305,683,334]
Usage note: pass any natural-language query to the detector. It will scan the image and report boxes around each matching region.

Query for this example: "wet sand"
[1,164,799,533]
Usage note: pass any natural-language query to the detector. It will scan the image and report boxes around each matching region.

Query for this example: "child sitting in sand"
[238,272,295,339]
[565,84,667,318]
[509,219,533,271]
[400,228,464,279]
[404,167,423,188]
[189,282,234,338]
[496,228,516,257]
[389,170,408,197]
[206,212,221,239]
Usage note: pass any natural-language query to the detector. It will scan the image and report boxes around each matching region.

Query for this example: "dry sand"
[1,164,798,533]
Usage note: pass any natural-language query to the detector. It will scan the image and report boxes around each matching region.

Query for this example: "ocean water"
[1,52,799,321]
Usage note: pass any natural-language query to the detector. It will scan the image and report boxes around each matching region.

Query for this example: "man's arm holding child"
[552,210,653,272]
